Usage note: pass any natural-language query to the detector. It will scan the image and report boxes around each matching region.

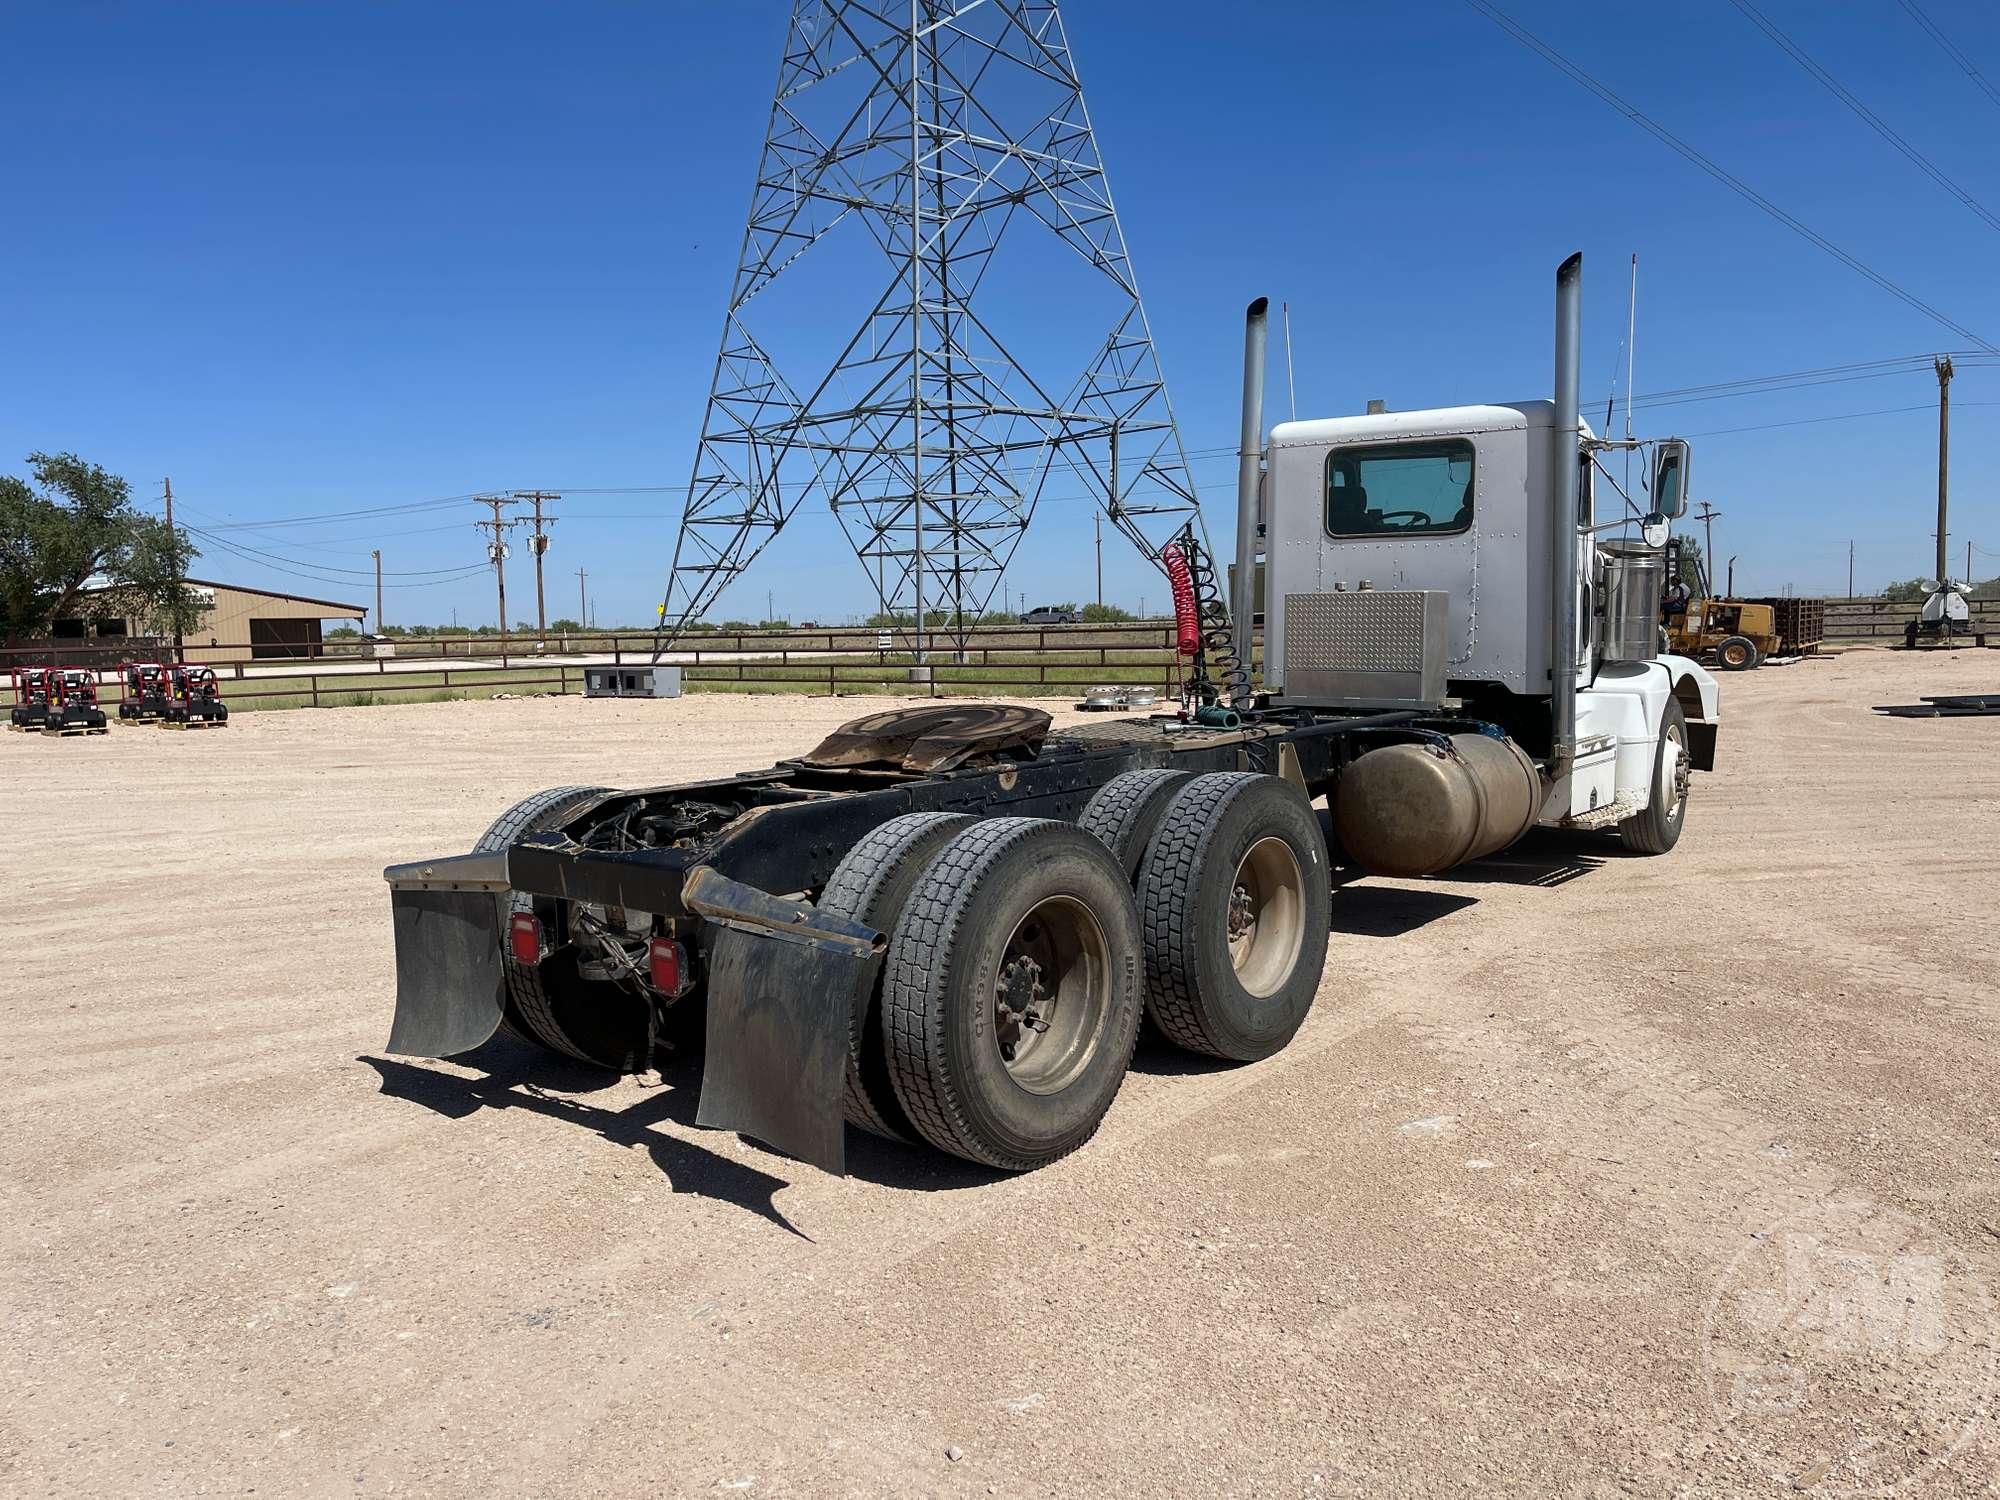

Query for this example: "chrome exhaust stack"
[1550,252,1583,780]
[1233,297,1269,678]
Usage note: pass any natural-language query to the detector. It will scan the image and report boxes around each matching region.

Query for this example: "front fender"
[1659,653,1720,770]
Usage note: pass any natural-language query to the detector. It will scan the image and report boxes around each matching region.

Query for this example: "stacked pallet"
[1746,596,1826,652]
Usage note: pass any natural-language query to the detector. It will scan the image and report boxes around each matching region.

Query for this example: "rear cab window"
[1325,440,1475,538]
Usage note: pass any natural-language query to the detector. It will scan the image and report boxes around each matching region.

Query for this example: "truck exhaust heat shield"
[684,866,886,1177]
[382,852,512,1059]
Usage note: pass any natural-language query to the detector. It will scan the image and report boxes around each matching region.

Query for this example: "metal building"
[54,577,366,663]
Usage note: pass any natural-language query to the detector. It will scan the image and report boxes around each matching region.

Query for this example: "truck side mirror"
[1650,439,1690,519]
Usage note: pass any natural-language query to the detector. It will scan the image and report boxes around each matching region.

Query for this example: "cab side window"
[1325,440,1475,538]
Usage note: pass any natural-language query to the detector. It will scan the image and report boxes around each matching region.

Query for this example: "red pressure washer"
[42,668,109,735]
[116,661,173,722]
[8,666,55,731]
[160,665,229,728]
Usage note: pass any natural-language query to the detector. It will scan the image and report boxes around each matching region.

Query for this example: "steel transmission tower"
[655,0,1206,654]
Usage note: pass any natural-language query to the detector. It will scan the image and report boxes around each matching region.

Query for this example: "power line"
[1898,0,2000,113]
[1680,399,2000,438]
[1729,0,2000,235]
[193,492,484,531]
[1627,352,1972,406]
[186,526,489,591]
[182,526,489,578]
[1465,0,1999,354]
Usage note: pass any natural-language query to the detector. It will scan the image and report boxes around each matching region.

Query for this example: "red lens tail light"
[508,912,543,965]
[648,937,685,995]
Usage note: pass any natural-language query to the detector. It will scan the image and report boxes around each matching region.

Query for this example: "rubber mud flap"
[688,870,886,1177]
[385,888,507,1058]
[696,923,884,1177]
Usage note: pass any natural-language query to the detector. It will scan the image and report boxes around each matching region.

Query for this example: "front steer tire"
[1140,773,1331,1062]
[1618,700,1689,856]
[475,784,650,1070]
[817,811,977,1141]
[882,818,1143,1171]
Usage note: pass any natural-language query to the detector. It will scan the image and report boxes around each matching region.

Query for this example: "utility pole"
[1847,540,1855,600]
[474,496,518,659]
[1094,511,1103,607]
[512,491,559,646]
[1935,355,1953,583]
[1695,501,1722,595]
[372,549,384,634]
[577,567,587,634]
[162,477,184,663]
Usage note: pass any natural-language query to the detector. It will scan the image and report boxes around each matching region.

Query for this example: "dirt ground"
[4,652,1998,1498]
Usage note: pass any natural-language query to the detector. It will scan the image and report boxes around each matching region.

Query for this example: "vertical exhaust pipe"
[1233,297,1270,677]
[1550,252,1583,778]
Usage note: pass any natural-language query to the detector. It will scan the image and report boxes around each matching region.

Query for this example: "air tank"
[1332,733,1543,879]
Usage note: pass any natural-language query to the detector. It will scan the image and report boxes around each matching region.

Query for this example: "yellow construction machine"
[1660,540,1822,669]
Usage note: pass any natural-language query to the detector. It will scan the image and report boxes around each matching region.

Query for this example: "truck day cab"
[382,253,1718,1176]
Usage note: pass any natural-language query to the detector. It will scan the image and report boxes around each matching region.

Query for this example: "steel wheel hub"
[1227,836,1306,998]
[992,897,1111,1095]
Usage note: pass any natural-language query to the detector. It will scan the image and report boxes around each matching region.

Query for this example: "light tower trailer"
[382,254,1719,1177]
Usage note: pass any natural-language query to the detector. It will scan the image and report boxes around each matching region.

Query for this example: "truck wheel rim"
[1663,724,1690,821]
[993,896,1111,1096]
[1227,836,1305,998]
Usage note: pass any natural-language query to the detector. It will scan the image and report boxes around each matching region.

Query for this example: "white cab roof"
[1270,400,1558,449]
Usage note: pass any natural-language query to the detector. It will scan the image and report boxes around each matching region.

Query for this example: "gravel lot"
[4,651,1998,1497]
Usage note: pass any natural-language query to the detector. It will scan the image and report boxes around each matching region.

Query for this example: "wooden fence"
[1818,596,2000,642]
[1,622,1232,711]
[0,620,1194,672]
[6,598,1984,712]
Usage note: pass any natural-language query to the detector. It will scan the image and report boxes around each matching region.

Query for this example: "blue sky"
[4,0,1997,626]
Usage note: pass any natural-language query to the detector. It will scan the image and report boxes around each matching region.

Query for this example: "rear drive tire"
[817,811,977,1141]
[1618,700,1689,856]
[1715,635,1759,671]
[882,818,1142,1171]
[1139,773,1331,1061]
[1077,768,1195,883]
[474,785,650,1069]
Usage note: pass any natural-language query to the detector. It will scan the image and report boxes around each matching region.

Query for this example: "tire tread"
[474,784,610,1063]
[818,811,977,1139]
[882,818,1137,1170]
[1078,768,1195,881]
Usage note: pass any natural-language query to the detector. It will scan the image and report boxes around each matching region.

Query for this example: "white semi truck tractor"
[381,252,1718,1176]
[1244,250,1717,871]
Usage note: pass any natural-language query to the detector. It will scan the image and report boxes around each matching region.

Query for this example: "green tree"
[0,452,204,640]
[1881,578,1929,603]
[1079,602,1134,623]
[549,617,582,633]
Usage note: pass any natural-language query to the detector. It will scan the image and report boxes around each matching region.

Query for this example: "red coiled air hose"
[1163,543,1200,657]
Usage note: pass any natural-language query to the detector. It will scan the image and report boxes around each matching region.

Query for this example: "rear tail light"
[508,912,543,965]
[648,937,686,996]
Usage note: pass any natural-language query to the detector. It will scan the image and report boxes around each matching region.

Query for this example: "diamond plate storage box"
[1280,590,1448,709]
